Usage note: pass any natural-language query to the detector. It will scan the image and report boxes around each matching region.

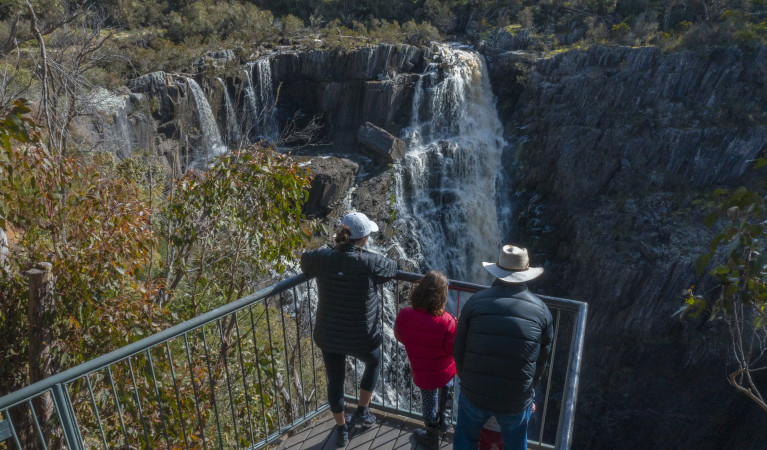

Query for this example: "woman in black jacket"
[300,212,398,447]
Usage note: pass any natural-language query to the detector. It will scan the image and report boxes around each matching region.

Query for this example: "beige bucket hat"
[482,245,544,283]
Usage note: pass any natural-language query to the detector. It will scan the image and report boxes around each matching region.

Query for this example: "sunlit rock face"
[486,43,767,449]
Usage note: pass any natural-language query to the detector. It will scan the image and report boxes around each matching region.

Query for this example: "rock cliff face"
[271,45,427,143]
[486,44,767,448]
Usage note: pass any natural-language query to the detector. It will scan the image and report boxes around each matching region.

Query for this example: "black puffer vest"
[454,281,554,414]
[301,244,397,354]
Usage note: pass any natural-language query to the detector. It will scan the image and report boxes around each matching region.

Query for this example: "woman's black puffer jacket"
[301,244,398,354]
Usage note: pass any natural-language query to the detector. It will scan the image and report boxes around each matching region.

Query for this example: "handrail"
[0,274,309,411]
[0,269,587,449]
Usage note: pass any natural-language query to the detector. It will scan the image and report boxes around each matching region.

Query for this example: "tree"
[683,162,767,414]
[0,97,315,446]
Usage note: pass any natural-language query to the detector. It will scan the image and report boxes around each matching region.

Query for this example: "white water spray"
[395,46,506,285]
[184,77,227,167]
[242,59,279,143]
[217,77,242,147]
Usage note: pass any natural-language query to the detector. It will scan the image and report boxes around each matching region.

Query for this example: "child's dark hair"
[411,270,449,316]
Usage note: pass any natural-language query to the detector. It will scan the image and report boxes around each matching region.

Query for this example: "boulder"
[356,122,406,163]
[301,157,359,218]
[126,71,177,122]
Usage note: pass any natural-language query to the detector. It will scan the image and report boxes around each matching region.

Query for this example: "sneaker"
[335,423,349,447]
[353,406,376,427]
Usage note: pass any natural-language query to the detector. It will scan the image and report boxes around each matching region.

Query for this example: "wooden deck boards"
[272,408,453,450]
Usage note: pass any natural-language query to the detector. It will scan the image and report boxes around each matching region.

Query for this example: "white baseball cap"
[341,212,379,239]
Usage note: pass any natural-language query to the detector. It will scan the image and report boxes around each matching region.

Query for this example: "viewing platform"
[273,408,451,449]
[0,271,587,449]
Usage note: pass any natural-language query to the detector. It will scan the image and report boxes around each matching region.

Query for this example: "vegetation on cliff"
[2,0,767,102]
[0,100,317,445]
[684,168,767,414]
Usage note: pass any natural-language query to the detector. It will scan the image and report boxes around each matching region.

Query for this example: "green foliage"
[0,97,322,448]
[0,100,164,358]
[611,21,632,44]
[165,0,276,44]
[161,144,311,318]
[402,19,441,45]
[683,159,767,413]
[282,14,306,37]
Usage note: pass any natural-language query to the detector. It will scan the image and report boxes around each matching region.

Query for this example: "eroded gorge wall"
[486,42,767,448]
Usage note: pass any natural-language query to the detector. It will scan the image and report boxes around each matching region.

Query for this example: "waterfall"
[114,108,133,158]
[184,77,227,167]
[217,77,242,148]
[255,58,279,142]
[242,59,279,143]
[395,45,506,286]
[242,62,258,143]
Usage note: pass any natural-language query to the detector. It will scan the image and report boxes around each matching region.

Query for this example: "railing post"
[51,384,82,450]
[554,303,588,449]
[26,262,57,447]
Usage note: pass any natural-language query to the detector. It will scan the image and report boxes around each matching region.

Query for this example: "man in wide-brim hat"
[453,245,554,449]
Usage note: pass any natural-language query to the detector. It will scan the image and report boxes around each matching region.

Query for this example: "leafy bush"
[401,20,441,45]
[370,19,406,44]
[164,0,277,44]
[518,6,534,29]
[611,21,632,45]
[684,169,767,414]
[282,14,306,37]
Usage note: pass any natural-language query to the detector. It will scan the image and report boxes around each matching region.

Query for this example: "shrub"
[584,17,608,44]
[518,6,534,29]
[164,0,276,44]
[401,20,441,45]
[282,14,305,37]
[611,21,632,45]
[632,12,659,45]
[424,0,456,33]
[370,19,404,44]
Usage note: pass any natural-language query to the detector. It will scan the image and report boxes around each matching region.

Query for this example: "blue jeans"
[453,391,533,450]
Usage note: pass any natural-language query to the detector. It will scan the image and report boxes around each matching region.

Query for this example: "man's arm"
[532,308,554,388]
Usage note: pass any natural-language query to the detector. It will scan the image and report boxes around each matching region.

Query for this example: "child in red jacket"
[394,270,456,450]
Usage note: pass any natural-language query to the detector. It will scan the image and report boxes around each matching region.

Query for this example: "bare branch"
[0,7,82,57]
[278,112,325,149]
[729,369,767,414]
[26,1,55,153]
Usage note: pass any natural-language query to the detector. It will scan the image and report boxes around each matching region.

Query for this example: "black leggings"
[322,348,382,414]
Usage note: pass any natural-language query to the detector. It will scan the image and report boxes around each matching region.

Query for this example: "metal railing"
[0,271,587,449]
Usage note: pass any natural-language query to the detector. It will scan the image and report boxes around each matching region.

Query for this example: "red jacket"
[394,307,457,390]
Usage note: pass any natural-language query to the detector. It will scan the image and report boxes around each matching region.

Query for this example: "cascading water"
[395,45,506,286]
[114,109,133,158]
[242,58,279,143]
[217,77,242,147]
[184,77,227,168]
